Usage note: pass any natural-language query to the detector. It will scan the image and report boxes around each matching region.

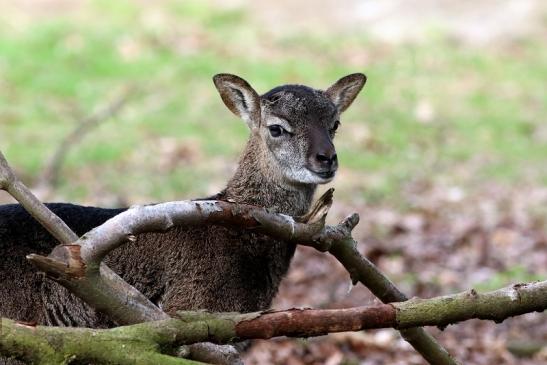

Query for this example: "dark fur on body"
[0,74,365,333]
[0,204,125,327]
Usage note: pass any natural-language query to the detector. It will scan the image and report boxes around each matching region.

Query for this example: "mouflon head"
[213,73,366,185]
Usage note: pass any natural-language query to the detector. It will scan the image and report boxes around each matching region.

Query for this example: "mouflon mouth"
[310,170,336,180]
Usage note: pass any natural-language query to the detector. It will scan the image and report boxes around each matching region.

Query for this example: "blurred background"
[0,1,546,364]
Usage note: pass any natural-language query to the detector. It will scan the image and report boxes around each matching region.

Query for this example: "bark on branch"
[2,281,544,363]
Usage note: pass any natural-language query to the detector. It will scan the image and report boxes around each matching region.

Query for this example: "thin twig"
[40,88,133,188]
[1,151,77,244]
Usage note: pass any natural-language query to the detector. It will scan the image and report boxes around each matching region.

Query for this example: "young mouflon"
[0,73,366,329]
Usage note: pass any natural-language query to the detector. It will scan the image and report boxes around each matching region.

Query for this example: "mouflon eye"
[268,125,286,137]
[330,121,340,134]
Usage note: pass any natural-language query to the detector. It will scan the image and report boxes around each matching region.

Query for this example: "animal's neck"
[223,136,316,216]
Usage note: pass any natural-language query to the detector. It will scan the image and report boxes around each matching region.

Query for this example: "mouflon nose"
[315,151,338,167]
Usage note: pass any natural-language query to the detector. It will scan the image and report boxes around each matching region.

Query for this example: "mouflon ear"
[213,74,261,129]
[325,73,367,112]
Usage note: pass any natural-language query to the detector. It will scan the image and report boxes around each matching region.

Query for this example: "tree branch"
[2,281,544,363]
[0,317,207,365]
[394,281,547,328]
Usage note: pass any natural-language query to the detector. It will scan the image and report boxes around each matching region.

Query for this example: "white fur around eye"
[265,116,293,134]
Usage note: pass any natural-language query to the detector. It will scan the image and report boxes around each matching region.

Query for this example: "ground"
[0,1,545,364]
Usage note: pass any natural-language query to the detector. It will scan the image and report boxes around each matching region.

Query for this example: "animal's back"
[106,222,296,314]
[0,203,126,325]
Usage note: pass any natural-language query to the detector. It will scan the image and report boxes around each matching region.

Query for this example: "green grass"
[473,265,544,292]
[0,0,545,205]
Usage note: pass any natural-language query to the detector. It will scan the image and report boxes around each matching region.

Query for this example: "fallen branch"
[31,191,331,272]
[394,281,546,327]
[25,192,331,324]
[1,149,458,364]
[2,281,544,363]
[0,318,206,365]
